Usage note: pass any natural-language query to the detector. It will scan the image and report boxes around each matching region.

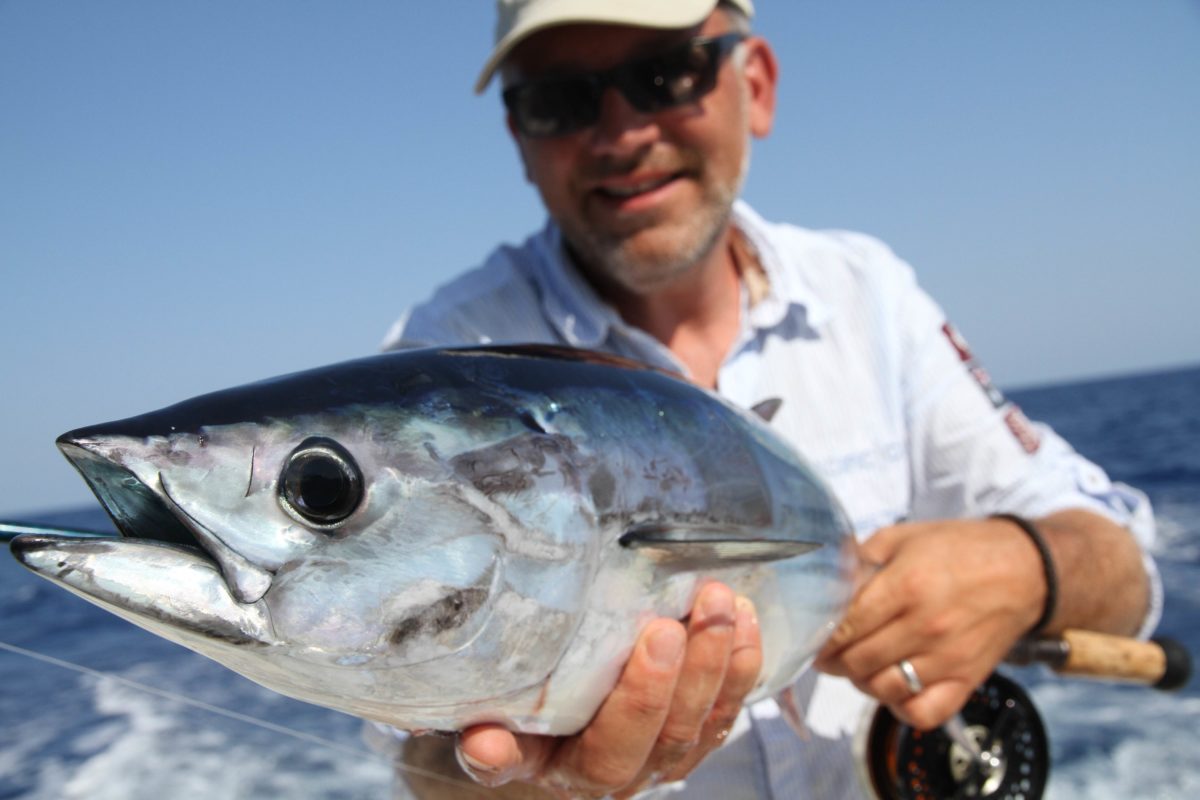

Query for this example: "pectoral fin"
[620,526,822,567]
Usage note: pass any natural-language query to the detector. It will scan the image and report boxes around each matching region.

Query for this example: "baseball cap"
[476,0,755,93]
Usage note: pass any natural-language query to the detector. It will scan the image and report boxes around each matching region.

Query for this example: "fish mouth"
[9,434,276,646]
[55,435,273,603]
[9,533,271,647]
[56,437,202,551]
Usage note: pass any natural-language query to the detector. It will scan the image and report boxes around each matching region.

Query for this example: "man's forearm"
[1032,509,1151,637]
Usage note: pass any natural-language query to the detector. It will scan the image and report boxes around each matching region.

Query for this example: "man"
[376,1,1160,797]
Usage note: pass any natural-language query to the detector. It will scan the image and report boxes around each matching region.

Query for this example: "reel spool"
[861,673,1049,800]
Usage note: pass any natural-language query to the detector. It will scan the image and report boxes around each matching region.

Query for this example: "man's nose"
[588,86,660,155]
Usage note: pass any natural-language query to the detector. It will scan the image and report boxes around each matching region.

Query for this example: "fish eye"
[278,437,363,528]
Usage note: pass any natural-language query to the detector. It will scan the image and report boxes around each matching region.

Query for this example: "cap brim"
[475,0,722,94]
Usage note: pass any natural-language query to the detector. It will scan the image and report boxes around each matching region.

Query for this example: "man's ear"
[505,112,535,183]
[741,37,779,138]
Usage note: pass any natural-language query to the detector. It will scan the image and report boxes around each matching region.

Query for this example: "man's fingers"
[818,600,938,682]
[891,679,975,732]
[856,523,909,565]
[612,584,737,797]
[816,526,925,666]
[707,596,764,736]
[457,725,555,787]
[663,595,763,782]
[651,584,736,767]
[548,619,687,794]
[850,655,938,710]
[816,576,905,668]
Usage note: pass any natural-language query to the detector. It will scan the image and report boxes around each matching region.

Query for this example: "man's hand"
[814,518,1047,731]
[455,582,763,798]
[814,511,1151,732]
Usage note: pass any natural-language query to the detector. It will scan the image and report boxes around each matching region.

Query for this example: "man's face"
[503,12,777,296]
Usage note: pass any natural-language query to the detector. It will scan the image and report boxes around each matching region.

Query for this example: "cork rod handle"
[1053,630,1191,690]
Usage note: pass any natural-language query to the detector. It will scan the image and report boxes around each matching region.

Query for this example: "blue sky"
[2,1,1198,518]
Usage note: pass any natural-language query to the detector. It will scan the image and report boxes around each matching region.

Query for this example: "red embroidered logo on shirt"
[942,322,973,363]
[942,322,1006,409]
[1005,406,1042,455]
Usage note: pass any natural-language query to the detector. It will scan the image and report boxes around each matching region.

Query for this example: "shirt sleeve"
[379,246,564,352]
[894,259,1162,638]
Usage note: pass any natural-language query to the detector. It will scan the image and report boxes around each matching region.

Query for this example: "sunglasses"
[503,32,747,138]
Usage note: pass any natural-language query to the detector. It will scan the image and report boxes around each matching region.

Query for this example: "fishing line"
[0,639,486,793]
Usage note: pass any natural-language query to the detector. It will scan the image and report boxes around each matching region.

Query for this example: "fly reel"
[861,673,1049,800]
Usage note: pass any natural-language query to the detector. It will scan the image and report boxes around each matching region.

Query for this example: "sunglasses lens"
[624,38,724,112]
[506,78,599,138]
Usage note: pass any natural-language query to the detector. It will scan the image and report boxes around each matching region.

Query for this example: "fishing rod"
[1008,629,1191,689]
[0,521,114,541]
[860,631,1192,800]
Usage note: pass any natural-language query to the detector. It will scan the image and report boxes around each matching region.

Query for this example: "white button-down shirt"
[381,200,1160,799]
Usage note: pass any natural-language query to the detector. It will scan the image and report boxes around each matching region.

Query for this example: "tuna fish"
[10,345,855,735]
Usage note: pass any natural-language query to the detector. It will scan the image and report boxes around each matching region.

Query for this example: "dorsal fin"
[750,398,783,423]
[620,525,822,567]
[444,344,664,374]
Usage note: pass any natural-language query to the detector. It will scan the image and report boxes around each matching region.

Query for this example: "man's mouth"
[595,173,680,199]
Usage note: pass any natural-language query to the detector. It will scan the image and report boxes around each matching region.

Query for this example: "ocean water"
[1,365,1197,799]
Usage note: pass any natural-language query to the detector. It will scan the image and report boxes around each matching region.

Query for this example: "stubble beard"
[562,147,750,298]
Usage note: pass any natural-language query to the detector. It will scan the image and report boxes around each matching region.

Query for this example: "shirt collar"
[532,200,833,347]
[730,201,833,331]
[529,222,618,348]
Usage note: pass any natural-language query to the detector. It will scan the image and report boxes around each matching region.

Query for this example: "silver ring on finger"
[897,659,923,696]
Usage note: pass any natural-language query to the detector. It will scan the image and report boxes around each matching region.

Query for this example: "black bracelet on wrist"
[991,513,1058,634]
